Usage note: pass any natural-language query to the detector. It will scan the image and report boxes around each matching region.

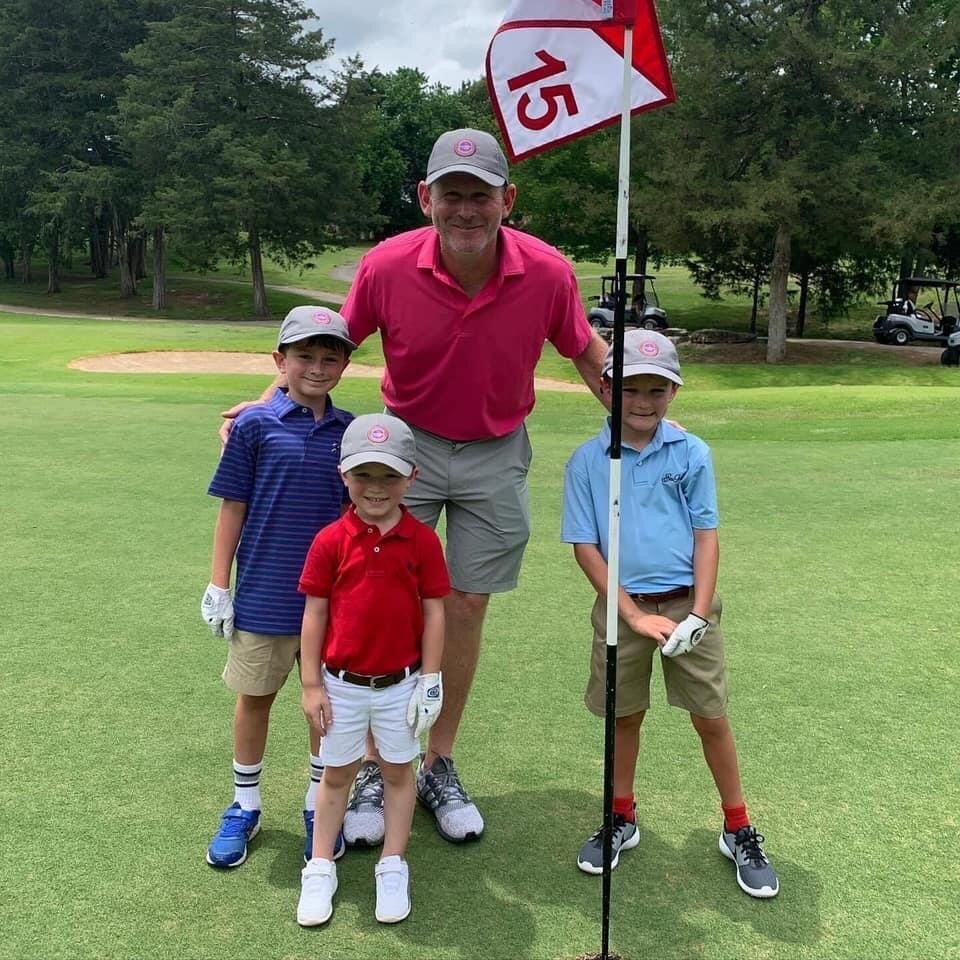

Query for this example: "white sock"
[305,752,324,812]
[233,759,263,811]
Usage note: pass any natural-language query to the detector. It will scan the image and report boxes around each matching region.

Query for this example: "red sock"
[722,803,749,833]
[613,795,636,821]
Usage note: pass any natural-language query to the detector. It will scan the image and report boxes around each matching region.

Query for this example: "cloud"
[312,1,504,88]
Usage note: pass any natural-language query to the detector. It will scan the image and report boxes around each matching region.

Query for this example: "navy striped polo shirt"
[208,389,353,635]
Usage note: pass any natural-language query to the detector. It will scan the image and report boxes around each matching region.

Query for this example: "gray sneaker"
[719,825,780,898]
[342,761,385,847]
[416,755,484,842]
[577,813,640,874]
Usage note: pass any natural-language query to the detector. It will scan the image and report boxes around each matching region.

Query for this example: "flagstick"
[601,22,634,960]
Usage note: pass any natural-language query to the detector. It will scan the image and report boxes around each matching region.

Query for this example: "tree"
[647,0,910,359]
[352,68,484,237]
[865,0,960,282]
[119,0,376,315]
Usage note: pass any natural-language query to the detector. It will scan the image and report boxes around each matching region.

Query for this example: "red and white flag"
[486,0,675,161]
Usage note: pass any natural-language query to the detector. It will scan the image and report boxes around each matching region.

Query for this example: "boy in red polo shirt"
[296,414,449,926]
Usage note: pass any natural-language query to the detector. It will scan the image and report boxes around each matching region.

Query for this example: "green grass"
[176,245,369,297]
[2,313,959,960]
[0,243,367,322]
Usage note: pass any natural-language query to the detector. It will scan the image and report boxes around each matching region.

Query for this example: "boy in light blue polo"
[561,330,779,899]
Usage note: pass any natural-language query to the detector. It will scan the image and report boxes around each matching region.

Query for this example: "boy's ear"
[272,350,285,373]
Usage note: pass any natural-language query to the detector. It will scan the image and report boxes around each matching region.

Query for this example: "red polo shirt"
[343,225,592,441]
[298,506,450,675]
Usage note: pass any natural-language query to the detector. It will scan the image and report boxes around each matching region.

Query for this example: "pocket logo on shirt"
[661,472,683,484]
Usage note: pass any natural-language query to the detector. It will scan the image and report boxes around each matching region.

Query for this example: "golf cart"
[588,274,668,332]
[872,277,960,348]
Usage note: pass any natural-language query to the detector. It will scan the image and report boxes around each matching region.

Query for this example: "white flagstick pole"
[601,21,634,960]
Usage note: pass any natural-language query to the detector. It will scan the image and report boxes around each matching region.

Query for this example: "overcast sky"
[312,3,505,89]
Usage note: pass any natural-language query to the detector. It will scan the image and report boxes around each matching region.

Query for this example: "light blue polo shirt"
[208,389,353,634]
[561,418,719,593]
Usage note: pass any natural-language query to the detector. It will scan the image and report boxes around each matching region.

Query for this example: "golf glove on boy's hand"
[661,613,708,658]
[200,583,235,640]
[406,672,443,738]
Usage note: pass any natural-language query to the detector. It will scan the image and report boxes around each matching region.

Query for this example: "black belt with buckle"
[324,661,421,689]
[630,586,692,603]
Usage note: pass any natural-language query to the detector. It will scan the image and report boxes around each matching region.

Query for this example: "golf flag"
[486,6,676,959]
[486,0,675,161]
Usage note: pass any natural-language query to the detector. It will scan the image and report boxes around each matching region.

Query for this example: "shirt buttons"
[302,407,309,414]
[373,546,381,553]
[367,528,374,534]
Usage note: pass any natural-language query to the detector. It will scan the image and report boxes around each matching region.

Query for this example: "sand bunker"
[69,351,588,392]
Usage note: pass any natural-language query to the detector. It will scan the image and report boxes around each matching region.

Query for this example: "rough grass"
[2,243,886,338]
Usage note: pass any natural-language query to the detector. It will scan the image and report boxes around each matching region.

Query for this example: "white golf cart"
[872,277,960,349]
[587,273,668,333]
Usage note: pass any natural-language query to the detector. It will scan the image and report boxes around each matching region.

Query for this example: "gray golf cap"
[425,128,509,187]
[277,305,356,350]
[340,413,417,477]
[603,329,684,386]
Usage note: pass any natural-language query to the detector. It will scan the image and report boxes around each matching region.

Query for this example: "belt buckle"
[370,673,394,689]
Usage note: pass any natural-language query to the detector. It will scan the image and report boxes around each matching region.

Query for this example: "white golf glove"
[661,613,709,658]
[200,583,235,640]
[406,672,443,738]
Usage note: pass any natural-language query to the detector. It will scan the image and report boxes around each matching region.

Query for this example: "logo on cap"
[312,309,331,326]
[640,340,660,357]
[454,138,477,157]
[366,425,389,443]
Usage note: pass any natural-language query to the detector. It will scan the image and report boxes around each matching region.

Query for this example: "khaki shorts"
[401,422,532,594]
[222,630,300,696]
[584,592,728,719]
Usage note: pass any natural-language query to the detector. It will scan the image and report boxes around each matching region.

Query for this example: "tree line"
[0,0,487,314]
[1,0,958,360]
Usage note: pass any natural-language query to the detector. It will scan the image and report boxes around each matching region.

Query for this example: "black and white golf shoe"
[719,824,780,898]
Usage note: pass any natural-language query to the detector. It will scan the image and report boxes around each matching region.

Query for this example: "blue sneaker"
[303,810,345,864]
[206,803,261,868]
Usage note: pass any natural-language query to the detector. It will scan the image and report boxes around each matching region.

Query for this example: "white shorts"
[320,671,421,767]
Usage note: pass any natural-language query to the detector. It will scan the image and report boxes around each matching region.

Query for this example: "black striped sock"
[233,759,263,811]
[305,753,324,811]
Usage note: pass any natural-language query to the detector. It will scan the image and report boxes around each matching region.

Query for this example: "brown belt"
[325,661,421,690]
[630,586,692,603]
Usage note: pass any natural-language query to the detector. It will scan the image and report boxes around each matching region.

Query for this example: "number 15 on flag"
[485,0,675,162]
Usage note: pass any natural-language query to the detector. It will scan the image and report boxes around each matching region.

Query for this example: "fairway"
[2,313,958,960]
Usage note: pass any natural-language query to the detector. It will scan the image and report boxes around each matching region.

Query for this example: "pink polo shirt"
[343,226,592,441]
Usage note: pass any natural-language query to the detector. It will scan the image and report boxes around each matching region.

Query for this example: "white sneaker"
[297,858,338,926]
[374,855,411,923]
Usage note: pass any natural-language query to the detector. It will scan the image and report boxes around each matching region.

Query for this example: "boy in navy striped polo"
[200,305,355,869]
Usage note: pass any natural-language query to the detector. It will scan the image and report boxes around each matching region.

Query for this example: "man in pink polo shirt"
[338,128,607,845]
[221,127,607,845]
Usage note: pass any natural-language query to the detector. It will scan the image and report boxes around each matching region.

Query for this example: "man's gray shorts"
[401,422,532,594]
